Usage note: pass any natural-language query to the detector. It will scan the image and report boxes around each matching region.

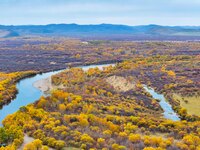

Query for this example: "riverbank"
[33,64,115,93]
[33,65,180,121]
[143,85,180,121]
[0,71,37,108]
[33,77,52,93]
[0,63,115,125]
[18,134,54,150]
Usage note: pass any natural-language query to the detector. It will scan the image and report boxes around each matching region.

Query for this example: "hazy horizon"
[1,0,200,26]
[1,23,200,27]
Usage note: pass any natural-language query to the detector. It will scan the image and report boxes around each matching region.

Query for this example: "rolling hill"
[1,24,200,40]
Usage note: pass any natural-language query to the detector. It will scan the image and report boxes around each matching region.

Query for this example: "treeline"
[0,71,36,108]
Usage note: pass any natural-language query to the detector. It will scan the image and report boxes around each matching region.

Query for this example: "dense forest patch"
[0,71,36,108]
[1,55,199,149]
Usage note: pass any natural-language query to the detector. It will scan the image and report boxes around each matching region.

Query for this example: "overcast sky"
[1,0,200,26]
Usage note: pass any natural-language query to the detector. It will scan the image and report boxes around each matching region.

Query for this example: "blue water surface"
[0,64,113,125]
[143,85,180,121]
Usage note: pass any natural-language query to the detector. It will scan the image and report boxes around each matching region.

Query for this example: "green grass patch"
[173,94,200,116]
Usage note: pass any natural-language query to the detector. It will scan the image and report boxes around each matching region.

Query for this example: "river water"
[143,85,180,121]
[0,64,180,126]
[0,64,113,125]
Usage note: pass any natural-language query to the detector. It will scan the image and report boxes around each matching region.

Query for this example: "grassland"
[173,94,200,116]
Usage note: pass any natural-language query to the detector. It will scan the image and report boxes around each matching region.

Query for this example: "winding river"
[0,64,113,125]
[143,85,180,121]
[0,64,180,126]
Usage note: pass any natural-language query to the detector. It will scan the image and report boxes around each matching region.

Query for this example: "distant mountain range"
[1,24,200,40]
